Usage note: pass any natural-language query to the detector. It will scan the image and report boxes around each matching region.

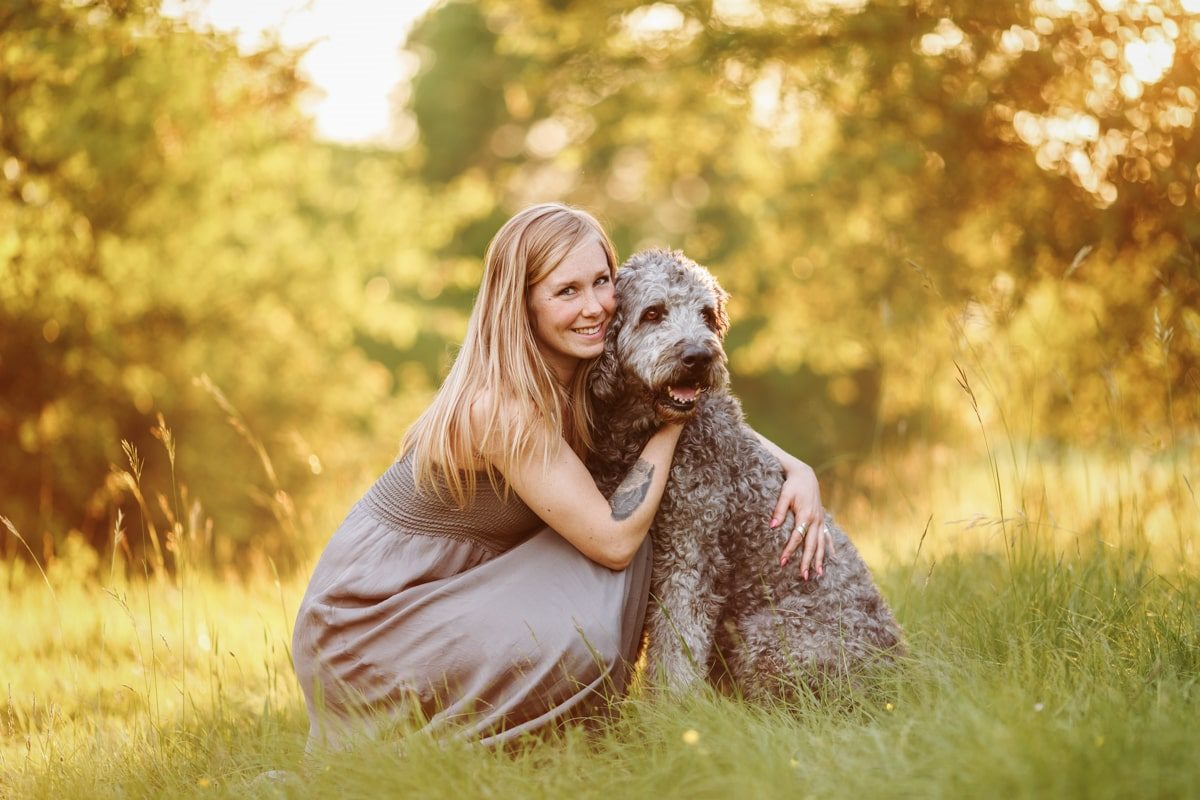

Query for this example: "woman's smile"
[527,235,616,383]
[571,322,604,339]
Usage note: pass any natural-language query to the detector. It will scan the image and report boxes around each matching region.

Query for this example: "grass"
[2,436,1196,799]
[3,332,1198,798]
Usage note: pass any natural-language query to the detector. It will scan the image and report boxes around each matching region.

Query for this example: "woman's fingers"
[798,516,818,579]
[769,492,792,530]
[775,495,831,582]
[814,519,827,576]
[779,522,805,567]
[796,511,830,579]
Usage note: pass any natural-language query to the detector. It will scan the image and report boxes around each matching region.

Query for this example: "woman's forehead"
[546,237,609,281]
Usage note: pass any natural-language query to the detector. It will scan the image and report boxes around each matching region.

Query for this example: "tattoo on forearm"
[610,460,654,521]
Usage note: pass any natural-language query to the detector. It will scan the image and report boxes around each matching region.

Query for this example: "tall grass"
[2,333,1197,798]
[3,441,1195,798]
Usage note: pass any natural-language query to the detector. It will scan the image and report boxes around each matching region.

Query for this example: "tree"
[403,0,1200,461]
[0,0,478,570]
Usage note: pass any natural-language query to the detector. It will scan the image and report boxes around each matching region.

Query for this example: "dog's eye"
[702,307,717,330]
[641,306,664,323]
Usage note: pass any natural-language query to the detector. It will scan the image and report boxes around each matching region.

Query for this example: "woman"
[292,203,828,748]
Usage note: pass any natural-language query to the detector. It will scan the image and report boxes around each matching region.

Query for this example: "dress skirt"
[292,502,652,748]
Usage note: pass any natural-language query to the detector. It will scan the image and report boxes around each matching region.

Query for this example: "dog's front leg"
[645,539,721,693]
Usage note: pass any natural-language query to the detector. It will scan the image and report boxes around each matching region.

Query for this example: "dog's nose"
[681,345,713,369]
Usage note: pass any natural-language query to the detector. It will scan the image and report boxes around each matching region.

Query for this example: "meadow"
[3,417,1196,799]
[6,1,1200,796]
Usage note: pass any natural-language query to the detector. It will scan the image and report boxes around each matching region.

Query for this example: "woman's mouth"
[572,323,603,338]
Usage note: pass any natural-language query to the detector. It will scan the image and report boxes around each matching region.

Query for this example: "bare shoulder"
[468,387,497,431]
[468,387,534,428]
[468,387,542,460]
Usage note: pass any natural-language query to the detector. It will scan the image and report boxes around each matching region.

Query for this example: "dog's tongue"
[669,385,698,401]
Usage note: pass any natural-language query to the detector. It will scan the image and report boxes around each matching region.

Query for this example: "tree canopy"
[406,0,1199,451]
[2,0,1197,572]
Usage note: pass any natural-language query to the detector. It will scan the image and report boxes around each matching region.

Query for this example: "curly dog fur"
[588,249,904,699]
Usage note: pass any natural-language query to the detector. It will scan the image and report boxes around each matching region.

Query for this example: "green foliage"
[408,0,520,183]
[0,1,487,567]
[3,0,1199,571]
[405,0,1200,464]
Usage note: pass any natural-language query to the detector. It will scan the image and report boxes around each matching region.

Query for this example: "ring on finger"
[794,521,809,536]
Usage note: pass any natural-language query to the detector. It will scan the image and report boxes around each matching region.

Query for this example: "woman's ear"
[588,312,623,404]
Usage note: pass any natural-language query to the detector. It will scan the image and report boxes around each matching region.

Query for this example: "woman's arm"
[754,431,831,580]
[491,420,684,571]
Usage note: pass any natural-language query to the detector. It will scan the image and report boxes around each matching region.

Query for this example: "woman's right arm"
[492,421,684,570]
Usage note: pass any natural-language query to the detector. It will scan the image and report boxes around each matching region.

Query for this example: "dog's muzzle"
[653,344,723,419]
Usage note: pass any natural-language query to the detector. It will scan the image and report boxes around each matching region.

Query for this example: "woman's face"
[527,236,615,384]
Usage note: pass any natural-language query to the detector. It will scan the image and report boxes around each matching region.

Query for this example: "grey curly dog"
[588,249,904,700]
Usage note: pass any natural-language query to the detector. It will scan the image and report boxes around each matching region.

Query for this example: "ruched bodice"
[360,454,543,553]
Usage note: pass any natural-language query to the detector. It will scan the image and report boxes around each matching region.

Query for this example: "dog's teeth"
[667,386,699,404]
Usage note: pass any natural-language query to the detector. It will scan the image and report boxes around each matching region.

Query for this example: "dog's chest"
[649,422,737,549]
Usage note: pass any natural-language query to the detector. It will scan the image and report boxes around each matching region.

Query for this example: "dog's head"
[591,249,730,423]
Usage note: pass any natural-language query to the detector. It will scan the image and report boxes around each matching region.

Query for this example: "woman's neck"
[546,355,579,388]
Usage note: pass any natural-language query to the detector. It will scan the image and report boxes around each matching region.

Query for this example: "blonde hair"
[401,202,618,507]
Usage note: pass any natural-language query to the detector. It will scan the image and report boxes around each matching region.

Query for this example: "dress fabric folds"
[292,454,651,747]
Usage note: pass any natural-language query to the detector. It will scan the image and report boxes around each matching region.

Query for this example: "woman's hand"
[751,430,831,580]
[771,457,831,580]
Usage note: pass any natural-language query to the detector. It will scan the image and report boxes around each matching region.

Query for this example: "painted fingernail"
[780,556,789,568]
[770,519,779,528]
[802,569,809,581]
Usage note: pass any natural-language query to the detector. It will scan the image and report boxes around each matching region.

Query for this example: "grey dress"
[292,453,652,747]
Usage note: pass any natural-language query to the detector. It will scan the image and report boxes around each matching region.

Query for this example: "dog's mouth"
[655,383,704,416]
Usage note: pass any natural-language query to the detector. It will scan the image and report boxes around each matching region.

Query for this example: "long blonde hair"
[401,203,618,507]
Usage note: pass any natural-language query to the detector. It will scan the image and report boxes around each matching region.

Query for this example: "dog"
[588,249,904,700]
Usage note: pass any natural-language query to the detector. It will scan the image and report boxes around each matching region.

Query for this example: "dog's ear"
[713,281,731,339]
[588,310,624,404]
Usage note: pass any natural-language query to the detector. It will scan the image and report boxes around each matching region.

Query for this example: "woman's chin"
[579,341,606,360]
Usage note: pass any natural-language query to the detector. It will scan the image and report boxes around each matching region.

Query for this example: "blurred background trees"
[2,0,1197,573]
[406,0,1200,453]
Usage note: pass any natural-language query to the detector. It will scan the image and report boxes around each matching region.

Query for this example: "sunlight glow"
[1124,36,1176,84]
[712,0,765,27]
[621,2,700,47]
[1098,0,1200,13]
[164,0,436,144]
[919,18,968,57]
[1000,25,1041,54]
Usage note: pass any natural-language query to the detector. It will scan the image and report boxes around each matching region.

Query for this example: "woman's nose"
[581,289,603,316]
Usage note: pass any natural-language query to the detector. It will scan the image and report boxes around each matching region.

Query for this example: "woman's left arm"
[754,431,833,580]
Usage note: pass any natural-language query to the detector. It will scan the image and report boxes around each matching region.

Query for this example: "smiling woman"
[290,203,683,747]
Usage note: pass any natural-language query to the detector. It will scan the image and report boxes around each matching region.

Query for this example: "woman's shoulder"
[469,386,566,464]
[468,387,538,431]
[466,388,527,458]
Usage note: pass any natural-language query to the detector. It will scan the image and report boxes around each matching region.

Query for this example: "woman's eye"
[558,287,576,296]
[595,275,610,286]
